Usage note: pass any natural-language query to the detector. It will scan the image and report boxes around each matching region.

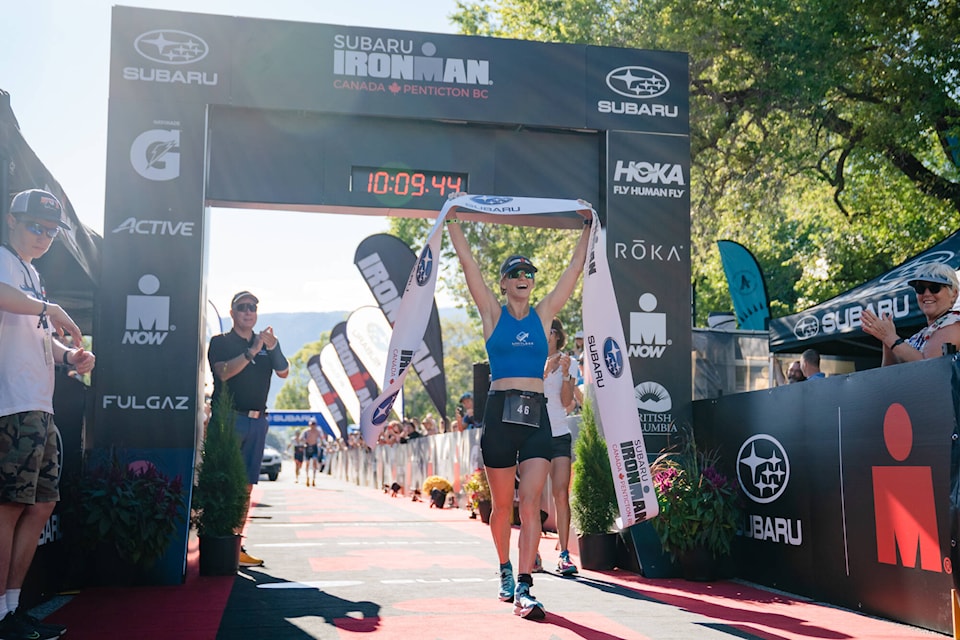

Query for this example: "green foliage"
[650,427,740,560]
[71,450,186,567]
[275,335,328,410]
[192,388,249,537]
[452,1,960,325]
[570,398,618,535]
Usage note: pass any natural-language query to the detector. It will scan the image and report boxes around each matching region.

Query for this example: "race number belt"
[502,390,542,428]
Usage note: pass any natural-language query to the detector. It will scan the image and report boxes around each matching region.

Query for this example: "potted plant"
[191,388,250,575]
[422,475,453,508]
[70,449,186,584]
[571,397,619,570]
[649,425,740,581]
[463,468,492,523]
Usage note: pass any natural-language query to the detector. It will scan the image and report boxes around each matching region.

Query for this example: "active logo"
[629,293,670,358]
[123,274,173,345]
[737,434,790,504]
[605,66,670,99]
[130,128,180,181]
[112,217,194,236]
[134,30,209,64]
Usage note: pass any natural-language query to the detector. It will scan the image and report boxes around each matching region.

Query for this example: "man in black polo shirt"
[208,291,289,567]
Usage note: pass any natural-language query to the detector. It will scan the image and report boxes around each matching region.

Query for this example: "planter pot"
[679,546,721,582]
[626,521,681,578]
[199,534,241,576]
[577,533,617,571]
[430,489,447,508]
[93,542,149,587]
[477,500,492,524]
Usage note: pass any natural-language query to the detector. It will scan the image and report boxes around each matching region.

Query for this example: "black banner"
[354,234,447,421]
[330,322,382,416]
[606,131,692,458]
[306,354,350,437]
[694,357,956,634]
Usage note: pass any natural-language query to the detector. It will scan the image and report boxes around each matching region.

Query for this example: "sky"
[2,0,461,313]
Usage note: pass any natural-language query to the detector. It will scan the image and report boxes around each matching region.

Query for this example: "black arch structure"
[98,7,690,582]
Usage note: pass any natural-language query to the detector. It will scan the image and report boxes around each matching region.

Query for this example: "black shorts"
[550,433,572,460]
[480,390,552,468]
[294,446,305,463]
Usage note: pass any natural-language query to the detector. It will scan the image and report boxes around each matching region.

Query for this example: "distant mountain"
[218,307,469,409]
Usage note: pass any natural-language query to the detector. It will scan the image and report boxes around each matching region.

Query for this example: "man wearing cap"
[862,263,960,366]
[208,291,289,567]
[1,189,95,639]
[455,391,478,430]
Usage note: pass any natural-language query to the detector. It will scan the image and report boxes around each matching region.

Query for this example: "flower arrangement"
[463,469,491,509]
[421,475,453,494]
[650,427,740,561]
[71,450,186,568]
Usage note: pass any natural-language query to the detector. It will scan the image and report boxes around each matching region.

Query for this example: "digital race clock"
[351,165,468,206]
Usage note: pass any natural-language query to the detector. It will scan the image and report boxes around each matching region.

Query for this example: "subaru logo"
[471,196,513,205]
[135,30,209,65]
[737,434,790,504]
[371,392,398,426]
[793,315,820,340]
[416,246,434,286]
[602,337,624,378]
[605,66,670,99]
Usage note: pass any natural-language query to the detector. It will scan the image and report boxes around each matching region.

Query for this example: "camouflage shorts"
[0,411,61,504]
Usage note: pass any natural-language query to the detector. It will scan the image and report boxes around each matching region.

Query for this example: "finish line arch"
[98,6,690,582]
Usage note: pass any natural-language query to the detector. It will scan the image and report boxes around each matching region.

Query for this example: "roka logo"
[134,30,209,64]
[130,128,180,181]
[605,66,670,99]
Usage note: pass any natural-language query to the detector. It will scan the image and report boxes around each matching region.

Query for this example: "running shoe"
[498,563,516,602]
[10,609,66,638]
[0,610,61,640]
[556,549,579,576]
[532,552,544,573]
[513,582,545,620]
[239,547,264,567]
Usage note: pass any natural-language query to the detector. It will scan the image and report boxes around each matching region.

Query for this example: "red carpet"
[45,536,234,640]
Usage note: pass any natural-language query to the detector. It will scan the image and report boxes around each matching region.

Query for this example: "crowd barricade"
[326,429,484,497]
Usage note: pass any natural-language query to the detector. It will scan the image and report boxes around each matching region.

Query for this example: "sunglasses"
[234,303,258,312]
[912,283,944,295]
[506,270,534,280]
[23,221,60,239]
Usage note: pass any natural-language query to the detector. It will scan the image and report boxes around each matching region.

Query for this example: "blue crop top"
[486,306,548,381]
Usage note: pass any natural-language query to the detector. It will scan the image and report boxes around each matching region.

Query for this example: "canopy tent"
[0,89,101,334]
[769,228,960,359]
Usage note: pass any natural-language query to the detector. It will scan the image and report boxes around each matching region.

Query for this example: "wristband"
[63,350,72,366]
[243,349,255,361]
[583,217,592,227]
[890,337,906,349]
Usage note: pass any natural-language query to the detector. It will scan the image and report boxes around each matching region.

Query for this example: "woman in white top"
[543,318,579,575]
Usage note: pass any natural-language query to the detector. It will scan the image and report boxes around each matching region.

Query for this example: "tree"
[452,1,960,323]
[275,335,328,410]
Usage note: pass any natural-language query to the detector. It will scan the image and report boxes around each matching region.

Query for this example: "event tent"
[768,228,960,360]
[0,89,101,334]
